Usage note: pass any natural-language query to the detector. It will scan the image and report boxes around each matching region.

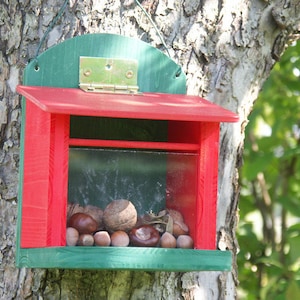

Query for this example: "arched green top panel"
[24,33,186,94]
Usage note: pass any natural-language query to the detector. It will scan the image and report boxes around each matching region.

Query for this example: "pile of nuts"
[66,199,194,249]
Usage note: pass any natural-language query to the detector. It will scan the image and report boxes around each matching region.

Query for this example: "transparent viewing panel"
[68,148,198,215]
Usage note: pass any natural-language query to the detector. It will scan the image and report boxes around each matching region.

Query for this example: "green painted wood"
[17,247,232,271]
[24,33,186,93]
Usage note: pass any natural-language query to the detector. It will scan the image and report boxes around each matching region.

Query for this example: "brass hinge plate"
[79,57,139,94]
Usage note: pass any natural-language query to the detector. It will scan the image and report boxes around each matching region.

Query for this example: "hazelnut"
[176,235,194,249]
[77,234,94,246]
[94,231,111,246]
[110,230,130,247]
[103,199,137,232]
[129,225,160,247]
[68,212,98,234]
[160,232,176,248]
[66,227,79,246]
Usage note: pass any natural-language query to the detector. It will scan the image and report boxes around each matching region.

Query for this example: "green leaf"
[286,281,300,300]
[288,235,300,264]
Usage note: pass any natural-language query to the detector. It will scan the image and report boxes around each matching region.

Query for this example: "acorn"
[176,235,194,249]
[160,232,176,248]
[103,199,137,233]
[110,230,130,247]
[94,231,111,246]
[68,212,98,234]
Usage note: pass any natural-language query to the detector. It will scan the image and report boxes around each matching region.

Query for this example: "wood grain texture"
[21,100,52,248]
[20,101,69,248]
[16,85,238,122]
[17,246,232,271]
[196,123,220,249]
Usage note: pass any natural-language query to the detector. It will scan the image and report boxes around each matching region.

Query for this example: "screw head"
[126,70,134,79]
[83,69,91,77]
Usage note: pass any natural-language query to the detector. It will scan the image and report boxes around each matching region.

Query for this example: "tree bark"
[0,0,299,299]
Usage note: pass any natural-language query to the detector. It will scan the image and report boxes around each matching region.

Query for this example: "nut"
[77,234,94,246]
[94,231,111,246]
[110,230,130,247]
[176,235,194,249]
[160,232,176,248]
[67,203,84,222]
[129,225,160,247]
[83,205,104,230]
[103,199,137,232]
[66,227,79,246]
[68,212,98,234]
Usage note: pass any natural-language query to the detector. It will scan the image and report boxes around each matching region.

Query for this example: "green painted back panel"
[24,33,186,93]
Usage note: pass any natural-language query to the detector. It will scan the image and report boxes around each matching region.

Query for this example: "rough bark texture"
[0,0,299,299]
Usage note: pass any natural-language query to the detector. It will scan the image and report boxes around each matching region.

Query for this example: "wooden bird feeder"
[16,34,238,271]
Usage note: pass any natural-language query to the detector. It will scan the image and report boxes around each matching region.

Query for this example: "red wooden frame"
[21,101,69,247]
[18,85,238,250]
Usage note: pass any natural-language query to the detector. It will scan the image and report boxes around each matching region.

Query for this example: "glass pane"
[68,148,197,216]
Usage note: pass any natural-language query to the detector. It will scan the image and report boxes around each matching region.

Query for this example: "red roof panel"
[17,85,239,122]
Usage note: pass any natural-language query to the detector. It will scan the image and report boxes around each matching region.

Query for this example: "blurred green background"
[238,40,300,299]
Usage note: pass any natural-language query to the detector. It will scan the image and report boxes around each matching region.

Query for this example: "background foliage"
[238,40,300,299]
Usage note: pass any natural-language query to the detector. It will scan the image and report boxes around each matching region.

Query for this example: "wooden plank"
[16,85,239,123]
[17,247,232,271]
[23,34,187,94]
[69,138,200,151]
[21,101,52,248]
[21,102,69,247]
[196,123,220,249]
[48,114,70,246]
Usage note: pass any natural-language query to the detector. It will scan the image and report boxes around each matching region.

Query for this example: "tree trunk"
[0,0,299,299]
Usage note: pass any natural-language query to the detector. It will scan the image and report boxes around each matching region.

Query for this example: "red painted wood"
[21,100,69,248]
[69,138,200,151]
[19,85,238,250]
[17,85,239,122]
[21,101,52,248]
[195,123,220,249]
[47,114,69,247]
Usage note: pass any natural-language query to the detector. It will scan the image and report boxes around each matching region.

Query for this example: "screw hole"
[175,71,181,78]
[105,64,112,70]
[175,67,182,78]
[34,64,40,72]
